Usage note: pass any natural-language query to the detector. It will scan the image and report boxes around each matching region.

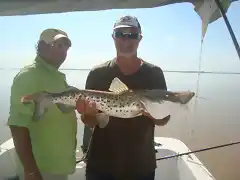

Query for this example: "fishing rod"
[156,140,240,161]
[76,140,240,164]
[7,142,240,180]
[215,0,240,60]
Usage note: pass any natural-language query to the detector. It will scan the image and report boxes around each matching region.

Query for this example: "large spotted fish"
[20,77,195,128]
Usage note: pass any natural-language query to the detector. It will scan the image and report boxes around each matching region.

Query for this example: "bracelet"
[26,172,37,176]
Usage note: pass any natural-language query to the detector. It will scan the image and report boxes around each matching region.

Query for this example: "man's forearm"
[9,126,40,174]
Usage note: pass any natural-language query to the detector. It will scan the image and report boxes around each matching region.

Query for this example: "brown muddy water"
[1,69,239,180]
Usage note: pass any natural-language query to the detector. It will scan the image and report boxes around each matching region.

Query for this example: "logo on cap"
[120,16,133,22]
[114,15,141,31]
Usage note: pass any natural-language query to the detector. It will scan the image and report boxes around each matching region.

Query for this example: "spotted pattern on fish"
[51,90,144,118]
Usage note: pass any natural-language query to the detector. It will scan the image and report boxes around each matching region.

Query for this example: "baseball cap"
[113,15,141,32]
[39,28,71,46]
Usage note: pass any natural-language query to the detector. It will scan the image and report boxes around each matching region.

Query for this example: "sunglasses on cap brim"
[113,31,141,40]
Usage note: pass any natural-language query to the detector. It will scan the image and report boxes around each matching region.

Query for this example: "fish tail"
[21,92,53,121]
[140,89,195,104]
[139,90,194,120]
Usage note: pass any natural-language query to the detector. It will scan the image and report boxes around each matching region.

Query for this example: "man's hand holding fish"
[75,94,172,127]
[76,98,99,127]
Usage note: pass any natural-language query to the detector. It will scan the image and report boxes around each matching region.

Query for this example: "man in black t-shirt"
[76,15,171,180]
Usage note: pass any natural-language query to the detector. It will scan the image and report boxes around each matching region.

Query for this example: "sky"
[0,1,240,72]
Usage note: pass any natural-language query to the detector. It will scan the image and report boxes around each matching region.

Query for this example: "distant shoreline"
[1,68,240,75]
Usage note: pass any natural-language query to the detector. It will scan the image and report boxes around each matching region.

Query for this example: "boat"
[0,0,239,180]
[0,137,215,180]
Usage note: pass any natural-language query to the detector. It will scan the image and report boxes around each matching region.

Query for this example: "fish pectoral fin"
[33,101,46,121]
[56,103,75,113]
[32,98,52,121]
[140,98,171,120]
[96,113,110,128]
[108,77,129,94]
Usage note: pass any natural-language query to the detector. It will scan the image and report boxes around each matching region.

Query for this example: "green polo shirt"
[7,56,77,175]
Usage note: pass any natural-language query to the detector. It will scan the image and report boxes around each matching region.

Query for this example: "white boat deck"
[0,137,216,180]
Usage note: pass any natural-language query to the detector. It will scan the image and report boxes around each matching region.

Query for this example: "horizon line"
[1,68,240,75]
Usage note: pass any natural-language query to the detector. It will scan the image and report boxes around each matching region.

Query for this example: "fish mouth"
[21,95,34,104]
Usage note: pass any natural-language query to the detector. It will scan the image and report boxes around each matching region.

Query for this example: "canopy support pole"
[214,0,240,60]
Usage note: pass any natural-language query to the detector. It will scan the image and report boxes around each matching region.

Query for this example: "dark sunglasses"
[113,31,140,40]
[52,39,72,48]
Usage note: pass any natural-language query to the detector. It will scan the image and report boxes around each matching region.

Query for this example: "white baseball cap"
[113,15,141,32]
[39,28,71,46]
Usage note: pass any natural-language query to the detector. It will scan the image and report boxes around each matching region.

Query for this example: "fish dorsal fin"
[109,77,129,94]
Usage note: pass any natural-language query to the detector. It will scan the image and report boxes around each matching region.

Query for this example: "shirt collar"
[34,55,66,79]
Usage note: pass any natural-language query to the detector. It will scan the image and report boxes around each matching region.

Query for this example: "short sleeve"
[85,70,96,90]
[151,67,167,90]
[7,70,39,128]
[85,69,102,90]
[84,68,106,114]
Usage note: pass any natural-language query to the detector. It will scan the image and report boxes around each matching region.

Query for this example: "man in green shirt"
[7,28,77,180]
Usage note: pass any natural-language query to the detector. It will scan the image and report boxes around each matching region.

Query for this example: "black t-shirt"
[85,59,167,179]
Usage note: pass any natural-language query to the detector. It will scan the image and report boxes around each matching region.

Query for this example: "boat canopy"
[1,0,239,57]
[0,0,234,18]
